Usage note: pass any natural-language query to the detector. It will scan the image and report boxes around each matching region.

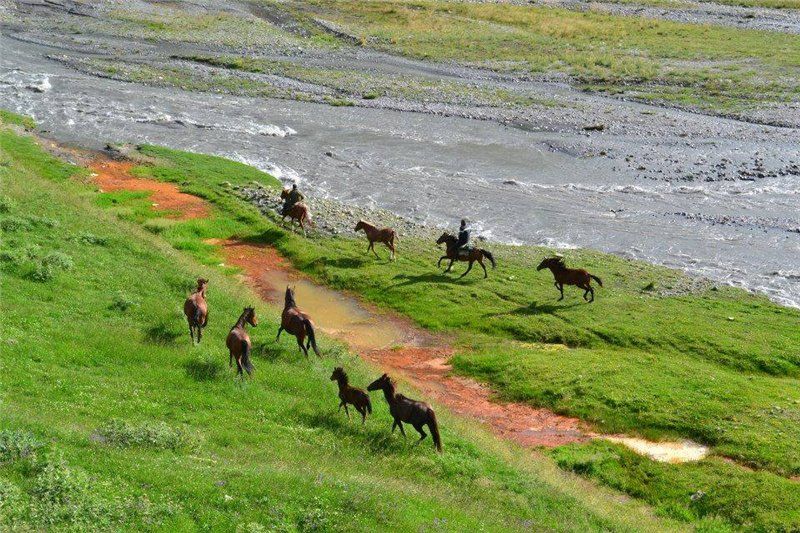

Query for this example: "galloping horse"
[367,374,442,452]
[226,306,258,376]
[183,278,209,343]
[280,188,312,235]
[276,287,320,357]
[537,256,603,302]
[354,220,397,260]
[330,367,372,425]
[436,232,496,279]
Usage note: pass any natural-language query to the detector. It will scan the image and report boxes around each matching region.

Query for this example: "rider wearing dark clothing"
[282,184,305,216]
[456,219,470,254]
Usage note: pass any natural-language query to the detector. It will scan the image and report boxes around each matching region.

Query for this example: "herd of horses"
[181,193,604,452]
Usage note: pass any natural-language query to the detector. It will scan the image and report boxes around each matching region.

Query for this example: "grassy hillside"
[0,117,680,530]
[118,143,800,529]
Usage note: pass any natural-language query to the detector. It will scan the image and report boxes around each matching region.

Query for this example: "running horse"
[330,367,372,425]
[226,306,258,376]
[276,287,320,357]
[436,232,496,278]
[280,188,312,236]
[183,278,208,343]
[536,256,603,302]
[367,374,442,452]
[354,220,397,260]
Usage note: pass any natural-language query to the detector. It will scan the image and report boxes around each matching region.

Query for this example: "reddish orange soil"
[90,159,209,220]
[94,158,588,448]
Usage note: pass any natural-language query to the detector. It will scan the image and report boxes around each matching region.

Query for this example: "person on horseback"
[282,183,305,216]
[456,219,470,255]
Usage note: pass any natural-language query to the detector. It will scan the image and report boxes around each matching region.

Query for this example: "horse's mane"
[334,367,348,385]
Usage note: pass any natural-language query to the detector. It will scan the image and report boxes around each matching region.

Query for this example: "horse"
[367,374,441,452]
[436,232,496,279]
[354,220,397,261]
[183,278,209,343]
[226,306,258,376]
[536,256,603,302]
[276,286,320,357]
[330,367,372,425]
[279,189,312,235]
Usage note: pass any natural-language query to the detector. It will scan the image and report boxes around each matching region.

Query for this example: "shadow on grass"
[184,356,224,381]
[298,411,412,455]
[390,272,462,288]
[145,321,184,345]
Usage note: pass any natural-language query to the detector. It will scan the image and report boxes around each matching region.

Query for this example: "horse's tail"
[303,318,320,356]
[483,250,496,269]
[304,207,315,228]
[365,394,372,414]
[590,274,603,287]
[193,306,202,328]
[428,409,442,452]
[241,342,254,375]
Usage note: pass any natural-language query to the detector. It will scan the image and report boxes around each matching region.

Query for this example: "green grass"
[1,119,682,530]
[121,142,800,529]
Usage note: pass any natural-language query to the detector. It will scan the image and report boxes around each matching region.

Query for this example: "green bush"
[96,419,194,451]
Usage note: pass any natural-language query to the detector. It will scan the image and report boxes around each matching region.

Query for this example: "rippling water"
[2,35,798,307]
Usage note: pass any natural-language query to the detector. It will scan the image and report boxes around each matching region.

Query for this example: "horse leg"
[188,321,195,343]
[437,256,447,268]
[587,286,595,303]
[370,241,380,259]
[412,423,427,444]
[357,405,367,425]
[343,403,351,420]
[276,326,283,341]
[459,260,474,278]
[479,257,488,278]
[197,324,202,343]
[236,356,244,376]
[297,335,309,357]
[229,350,233,368]
[388,242,395,261]
[391,420,398,433]
[397,421,407,438]
[444,259,454,273]
[556,282,564,301]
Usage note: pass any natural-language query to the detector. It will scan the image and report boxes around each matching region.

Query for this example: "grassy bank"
[1,115,684,530]
[113,142,800,529]
[291,0,800,114]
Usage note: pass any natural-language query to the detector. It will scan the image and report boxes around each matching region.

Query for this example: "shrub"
[0,195,15,213]
[30,251,73,282]
[1,216,32,232]
[78,232,109,246]
[109,291,140,311]
[0,430,45,463]
[95,419,194,451]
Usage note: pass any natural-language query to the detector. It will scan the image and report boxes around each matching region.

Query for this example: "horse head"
[245,306,258,327]
[196,278,209,292]
[330,366,346,382]
[354,220,365,232]
[367,373,392,392]
[436,232,454,246]
[537,256,565,271]
[284,286,297,309]
[280,188,290,199]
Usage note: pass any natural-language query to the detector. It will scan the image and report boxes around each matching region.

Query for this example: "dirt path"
[91,156,710,460]
[90,159,209,220]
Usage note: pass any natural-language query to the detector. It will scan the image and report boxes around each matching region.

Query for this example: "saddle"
[457,247,473,258]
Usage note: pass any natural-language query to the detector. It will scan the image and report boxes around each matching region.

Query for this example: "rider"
[455,219,470,254]
[282,183,305,216]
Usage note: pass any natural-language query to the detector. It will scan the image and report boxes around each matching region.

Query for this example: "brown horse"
[367,374,441,452]
[183,278,208,343]
[354,220,397,260]
[436,232,496,279]
[276,287,320,357]
[280,189,312,235]
[537,256,603,302]
[226,306,258,376]
[330,367,372,424]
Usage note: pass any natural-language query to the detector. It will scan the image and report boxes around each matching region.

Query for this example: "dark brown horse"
[436,232,496,279]
[367,374,441,452]
[330,367,372,424]
[183,278,208,343]
[226,306,258,376]
[537,256,603,302]
[276,287,320,357]
[354,220,397,260]
[280,189,312,235]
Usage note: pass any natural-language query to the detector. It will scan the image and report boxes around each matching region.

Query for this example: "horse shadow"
[184,357,224,382]
[485,300,582,318]
[390,272,465,288]
[323,256,368,269]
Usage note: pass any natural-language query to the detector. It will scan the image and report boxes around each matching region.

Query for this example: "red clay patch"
[90,159,209,220]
